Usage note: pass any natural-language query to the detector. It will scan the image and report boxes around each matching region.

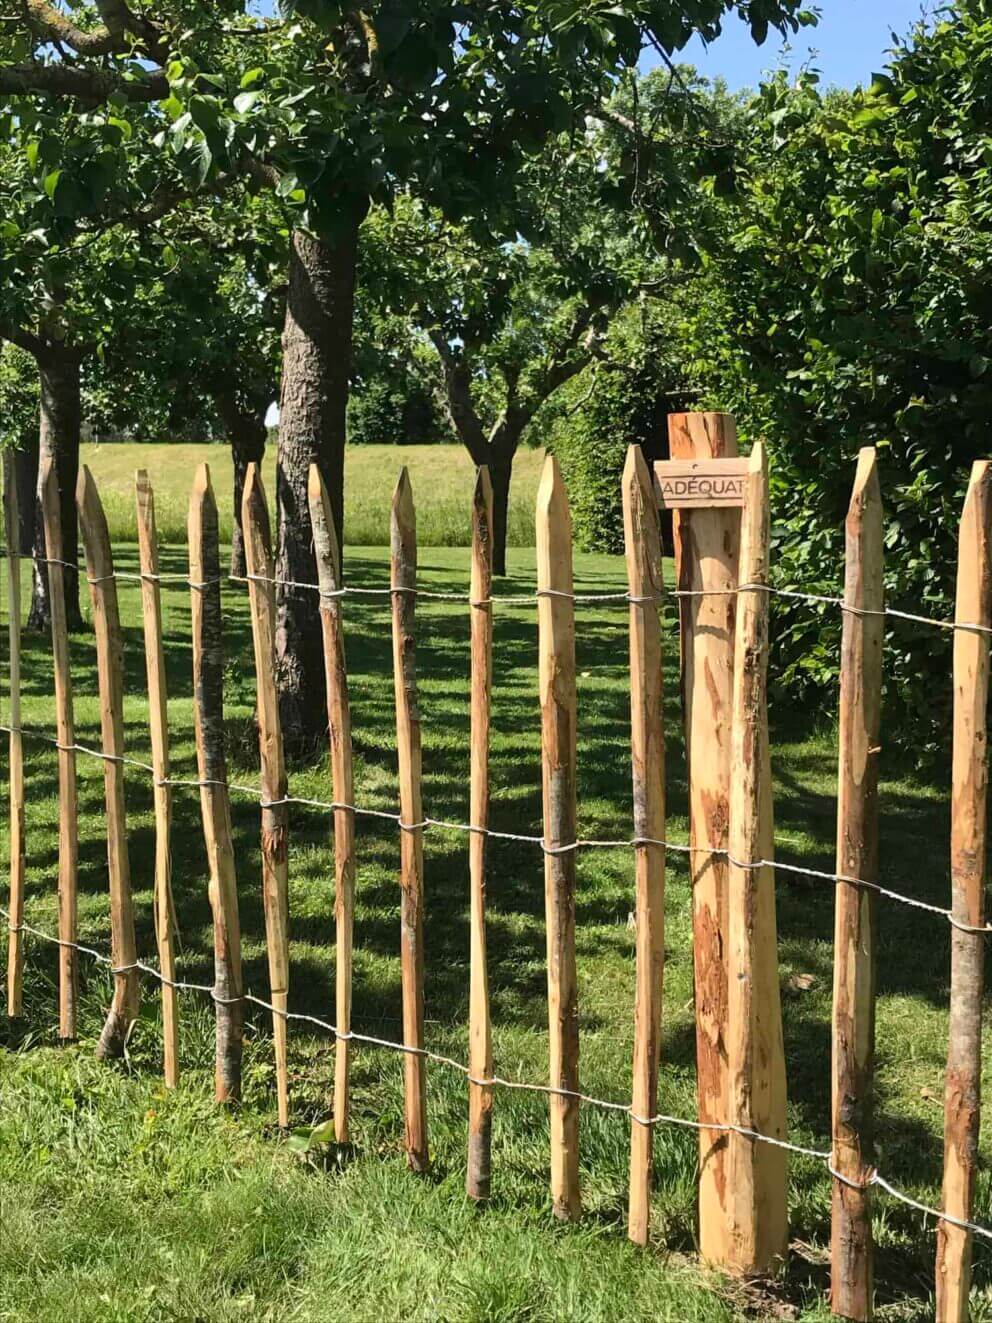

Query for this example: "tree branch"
[427,328,489,463]
[0,60,167,102]
[0,323,44,358]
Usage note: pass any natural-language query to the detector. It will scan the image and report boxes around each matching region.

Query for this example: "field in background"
[79,441,544,547]
[1,451,990,1318]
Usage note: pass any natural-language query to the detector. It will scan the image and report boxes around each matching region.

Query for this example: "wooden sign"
[654,458,749,510]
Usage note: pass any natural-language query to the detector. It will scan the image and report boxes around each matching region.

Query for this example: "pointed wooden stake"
[77,465,139,1058]
[668,411,739,1261]
[308,464,356,1144]
[726,441,788,1274]
[135,470,179,1087]
[536,453,581,1222]
[831,448,883,1321]
[242,463,291,1127]
[467,466,494,1201]
[3,454,25,1017]
[39,454,78,1039]
[936,460,992,1322]
[622,445,666,1246]
[390,467,429,1173]
[189,464,243,1103]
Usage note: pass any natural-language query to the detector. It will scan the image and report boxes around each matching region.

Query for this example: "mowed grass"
[78,440,544,547]
[1,530,992,1318]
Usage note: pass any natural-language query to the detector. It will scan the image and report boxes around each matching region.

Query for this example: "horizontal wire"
[0,718,985,935]
[4,902,989,1243]
[12,552,992,634]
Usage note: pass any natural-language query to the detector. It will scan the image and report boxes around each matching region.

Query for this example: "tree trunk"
[488,421,525,578]
[210,383,268,578]
[13,431,38,555]
[275,218,362,755]
[28,346,82,632]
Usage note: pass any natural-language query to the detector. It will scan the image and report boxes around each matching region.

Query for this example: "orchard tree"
[1,0,815,747]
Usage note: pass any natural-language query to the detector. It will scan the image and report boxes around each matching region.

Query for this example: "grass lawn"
[78,440,545,548]
[1,520,991,1318]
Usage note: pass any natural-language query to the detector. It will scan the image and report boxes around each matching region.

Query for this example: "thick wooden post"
[536,453,581,1222]
[77,465,139,1059]
[189,464,243,1103]
[467,466,494,1202]
[308,464,356,1144]
[390,468,429,1173]
[726,441,788,1274]
[40,454,78,1038]
[936,460,992,1322]
[135,470,179,1087]
[4,454,25,1017]
[242,463,291,1127]
[622,445,666,1247]
[668,410,739,1261]
[831,448,883,1321]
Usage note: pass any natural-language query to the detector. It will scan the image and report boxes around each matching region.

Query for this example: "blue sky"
[648,1,937,90]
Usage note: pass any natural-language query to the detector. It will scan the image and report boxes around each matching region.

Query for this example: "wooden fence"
[1,413,991,1322]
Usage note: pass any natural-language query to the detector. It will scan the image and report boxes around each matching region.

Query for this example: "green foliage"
[0,342,37,450]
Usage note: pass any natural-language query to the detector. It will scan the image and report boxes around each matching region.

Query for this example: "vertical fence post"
[726,441,788,1274]
[4,454,25,1017]
[668,411,739,1261]
[831,448,883,1321]
[242,463,291,1127]
[189,464,244,1103]
[536,453,581,1222]
[467,466,494,1202]
[390,468,429,1173]
[77,465,140,1059]
[40,455,78,1039]
[308,464,356,1144]
[936,460,992,1322]
[135,470,179,1087]
[622,445,666,1246]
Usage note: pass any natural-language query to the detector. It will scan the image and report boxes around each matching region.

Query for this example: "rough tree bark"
[275,218,363,754]
[209,382,268,578]
[28,344,83,632]
[13,431,38,556]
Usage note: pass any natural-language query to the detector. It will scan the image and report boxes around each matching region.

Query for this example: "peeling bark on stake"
[308,463,356,1143]
[726,442,788,1275]
[77,465,139,1058]
[668,411,739,1262]
[536,454,581,1222]
[4,454,25,1017]
[135,470,179,1087]
[40,454,78,1037]
[467,466,494,1201]
[189,464,244,1103]
[936,460,992,1323]
[622,445,666,1246]
[242,463,291,1127]
[831,448,883,1322]
[390,468,429,1172]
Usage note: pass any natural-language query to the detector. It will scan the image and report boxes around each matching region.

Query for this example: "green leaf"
[43,169,62,201]
[240,68,265,89]
[25,140,39,168]
[234,91,260,115]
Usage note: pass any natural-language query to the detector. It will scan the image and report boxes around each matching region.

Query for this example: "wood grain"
[391,468,429,1173]
[308,463,356,1144]
[77,465,139,1059]
[135,469,179,1087]
[622,445,666,1247]
[536,453,581,1222]
[242,463,291,1127]
[3,453,25,1017]
[936,460,992,1322]
[725,441,788,1275]
[668,411,739,1262]
[189,464,244,1103]
[831,448,883,1322]
[467,466,494,1201]
[40,453,78,1039]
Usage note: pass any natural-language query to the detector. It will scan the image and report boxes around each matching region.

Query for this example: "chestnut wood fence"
[1,413,991,1322]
